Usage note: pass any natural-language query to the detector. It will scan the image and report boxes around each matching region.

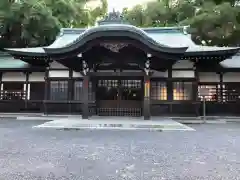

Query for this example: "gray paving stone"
[0,120,240,179]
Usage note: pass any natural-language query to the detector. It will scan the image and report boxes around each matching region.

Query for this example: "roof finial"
[97,8,130,25]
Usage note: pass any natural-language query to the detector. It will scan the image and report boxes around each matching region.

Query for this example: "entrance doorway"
[96,78,143,116]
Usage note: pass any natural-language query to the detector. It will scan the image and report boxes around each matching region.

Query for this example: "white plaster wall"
[29,72,45,82]
[199,72,219,82]
[152,70,168,77]
[172,60,193,69]
[172,70,195,78]
[49,70,69,77]
[49,61,68,69]
[223,72,240,82]
[73,71,82,78]
[2,72,26,82]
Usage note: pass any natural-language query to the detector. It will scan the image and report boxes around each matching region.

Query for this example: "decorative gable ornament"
[100,43,128,52]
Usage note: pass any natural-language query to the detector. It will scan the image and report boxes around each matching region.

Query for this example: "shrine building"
[2,11,240,119]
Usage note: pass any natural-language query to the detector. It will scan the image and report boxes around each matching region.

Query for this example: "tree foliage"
[0,0,107,48]
[123,0,240,46]
[1,0,240,48]
[185,2,240,46]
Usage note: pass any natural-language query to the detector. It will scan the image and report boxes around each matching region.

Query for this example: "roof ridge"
[60,28,86,35]
[59,25,189,35]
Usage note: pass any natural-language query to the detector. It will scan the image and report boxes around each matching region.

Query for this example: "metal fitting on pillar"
[82,60,89,75]
[144,53,152,75]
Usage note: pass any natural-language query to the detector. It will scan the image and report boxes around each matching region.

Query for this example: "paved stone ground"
[0,119,240,179]
[1,113,240,123]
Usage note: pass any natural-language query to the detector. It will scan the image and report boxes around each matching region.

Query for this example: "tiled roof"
[221,54,240,68]
[4,25,240,67]
[48,26,237,52]
[0,52,30,68]
[5,47,45,53]
[48,26,187,49]
[44,24,183,53]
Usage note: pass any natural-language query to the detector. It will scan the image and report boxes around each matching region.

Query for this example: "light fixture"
[147,53,152,58]
[145,60,150,68]
[144,60,150,75]
[82,60,87,69]
[144,68,149,75]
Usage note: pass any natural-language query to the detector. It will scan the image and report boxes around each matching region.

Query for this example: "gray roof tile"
[49,26,237,52]
[5,47,45,53]
[0,53,29,68]
[221,55,240,68]
[4,25,239,57]
[48,34,82,49]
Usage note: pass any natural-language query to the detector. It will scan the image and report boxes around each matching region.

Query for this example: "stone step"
[33,119,195,131]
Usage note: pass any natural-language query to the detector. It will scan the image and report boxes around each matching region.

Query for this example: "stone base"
[33,118,195,131]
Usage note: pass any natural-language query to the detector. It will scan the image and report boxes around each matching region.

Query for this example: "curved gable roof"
[47,26,239,53]
[44,24,188,54]
[4,25,239,60]
[47,26,186,49]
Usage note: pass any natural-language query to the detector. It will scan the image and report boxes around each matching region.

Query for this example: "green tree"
[122,5,148,27]
[123,0,196,27]
[123,0,240,46]
[0,0,60,48]
[89,0,108,26]
[0,0,107,48]
[183,2,240,46]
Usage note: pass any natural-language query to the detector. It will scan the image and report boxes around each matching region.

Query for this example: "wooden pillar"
[219,72,223,103]
[82,75,89,119]
[44,67,49,114]
[68,69,73,113]
[24,72,30,110]
[143,75,150,120]
[192,67,199,101]
[193,66,199,116]
[90,77,97,115]
[167,68,173,113]
[0,72,3,100]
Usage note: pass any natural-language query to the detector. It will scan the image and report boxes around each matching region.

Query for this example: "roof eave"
[184,47,240,56]
[4,48,47,57]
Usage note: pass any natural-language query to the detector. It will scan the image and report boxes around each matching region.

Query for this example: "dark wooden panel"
[198,102,240,116]
[26,101,43,112]
[119,100,142,108]
[0,101,25,112]
[151,103,198,116]
[30,82,45,100]
[150,104,170,116]
[98,100,118,108]
[98,100,142,108]
[45,103,69,114]
[171,103,197,116]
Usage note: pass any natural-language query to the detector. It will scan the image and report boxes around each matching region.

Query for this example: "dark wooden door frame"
[94,76,143,116]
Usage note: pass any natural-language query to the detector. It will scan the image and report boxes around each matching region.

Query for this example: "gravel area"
[0,119,240,179]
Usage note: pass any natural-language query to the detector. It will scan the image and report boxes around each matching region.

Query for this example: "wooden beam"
[88,71,145,77]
